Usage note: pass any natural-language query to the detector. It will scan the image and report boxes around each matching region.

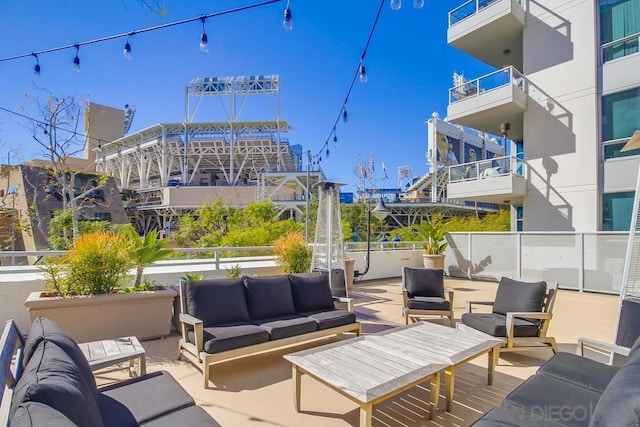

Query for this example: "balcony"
[447,67,527,140]
[448,0,525,70]
[447,155,527,204]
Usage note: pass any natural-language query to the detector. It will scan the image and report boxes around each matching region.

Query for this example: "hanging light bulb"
[390,0,402,10]
[413,0,424,8]
[32,53,41,76]
[123,39,132,60]
[326,147,330,158]
[342,109,348,122]
[199,17,209,52]
[359,64,368,83]
[283,0,293,30]
[72,45,80,72]
[333,134,338,144]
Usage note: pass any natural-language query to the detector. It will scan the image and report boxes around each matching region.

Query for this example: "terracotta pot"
[422,254,445,270]
[24,288,177,342]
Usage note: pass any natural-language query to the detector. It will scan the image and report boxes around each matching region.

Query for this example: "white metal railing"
[449,0,523,27]
[447,155,525,183]
[449,66,525,104]
[601,31,640,64]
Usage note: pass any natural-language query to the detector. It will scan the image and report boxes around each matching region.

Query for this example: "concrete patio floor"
[95,277,620,427]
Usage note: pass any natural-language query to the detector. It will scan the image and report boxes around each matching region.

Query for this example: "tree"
[129,229,173,287]
[25,89,108,239]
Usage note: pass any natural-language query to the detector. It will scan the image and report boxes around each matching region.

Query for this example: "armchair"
[459,277,558,354]
[402,267,455,327]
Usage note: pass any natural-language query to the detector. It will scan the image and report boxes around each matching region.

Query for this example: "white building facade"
[445,0,640,232]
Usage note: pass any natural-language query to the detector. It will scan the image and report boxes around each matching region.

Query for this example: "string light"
[123,34,133,60]
[283,0,293,30]
[342,108,348,122]
[199,17,209,52]
[32,53,41,76]
[72,45,80,72]
[333,132,338,145]
[359,64,368,83]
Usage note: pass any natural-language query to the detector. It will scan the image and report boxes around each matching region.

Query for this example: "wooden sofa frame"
[177,284,361,388]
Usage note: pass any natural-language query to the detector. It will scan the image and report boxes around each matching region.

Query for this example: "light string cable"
[313,0,385,163]
[0,0,284,64]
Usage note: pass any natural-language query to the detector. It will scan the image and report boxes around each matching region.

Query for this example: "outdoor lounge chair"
[459,277,559,355]
[402,267,455,327]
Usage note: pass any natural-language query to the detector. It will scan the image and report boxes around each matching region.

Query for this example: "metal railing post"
[579,233,585,292]
[516,232,522,278]
[467,233,473,279]
[215,248,220,270]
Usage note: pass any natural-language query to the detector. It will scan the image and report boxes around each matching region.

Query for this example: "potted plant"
[25,230,177,342]
[273,231,312,274]
[401,219,450,269]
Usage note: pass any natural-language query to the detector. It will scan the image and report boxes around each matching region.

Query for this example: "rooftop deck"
[95,277,619,426]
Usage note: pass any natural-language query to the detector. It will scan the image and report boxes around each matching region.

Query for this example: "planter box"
[24,288,177,342]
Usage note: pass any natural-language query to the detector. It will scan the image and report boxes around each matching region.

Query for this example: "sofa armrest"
[466,300,494,313]
[505,312,552,348]
[577,337,630,359]
[179,314,204,353]
[333,297,355,312]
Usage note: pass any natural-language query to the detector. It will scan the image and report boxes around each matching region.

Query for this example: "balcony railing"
[448,155,525,183]
[449,66,525,104]
[602,31,640,63]
[449,0,522,27]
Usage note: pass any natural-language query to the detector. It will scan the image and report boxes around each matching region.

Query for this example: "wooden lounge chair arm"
[333,296,355,312]
[506,312,553,321]
[577,337,630,359]
[444,288,454,305]
[466,300,494,313]
[179,313,204,354]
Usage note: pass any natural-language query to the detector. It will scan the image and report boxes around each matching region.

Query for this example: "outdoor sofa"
[1,317,218,427]
[178,272,361,387]
[473,335,640,426]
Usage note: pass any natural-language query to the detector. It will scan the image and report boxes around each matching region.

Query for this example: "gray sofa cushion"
[406,296,450,311]
[256,316,318,340]
[10,402,77,427]
[23,316,98,401]
[504,373,601,427]
[299,309,357,330]
[493,277,547,316]
[538,352,618,393]
[403,267,444,298]
[99,371,195,427]
[461,313,539,337]
[189,323,270,354]
[183,278,250,326]
[11,340,103,427]
[243,275,296,320]
[590,347,640,426]
[289,273,334,313]
[141,405,221,426]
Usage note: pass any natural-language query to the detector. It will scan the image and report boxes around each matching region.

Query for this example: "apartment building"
[444,0,640,232]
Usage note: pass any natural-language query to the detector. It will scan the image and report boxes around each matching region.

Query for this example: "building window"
[602,191,634,231]
[600,0,640,63]
[602,87,640,159]
[516,206,523,232]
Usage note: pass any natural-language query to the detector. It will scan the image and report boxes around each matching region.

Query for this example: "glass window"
[600,0,640,62]
[516,206,523,232]
[602,87,640,142]
[602,191,634,231]
[604,142,640,159]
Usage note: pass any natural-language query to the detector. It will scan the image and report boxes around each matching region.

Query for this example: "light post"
[354,199,390,278]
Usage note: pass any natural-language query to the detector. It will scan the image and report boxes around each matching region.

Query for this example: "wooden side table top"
[79,336,146,375]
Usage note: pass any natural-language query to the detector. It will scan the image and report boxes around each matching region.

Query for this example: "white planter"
[423,254,445,270]
[24,288,177,342]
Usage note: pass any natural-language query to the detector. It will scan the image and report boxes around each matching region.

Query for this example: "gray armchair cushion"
[99,371,194,427]
[141,406,221,426]
[538,352,618,393]
[590,349,640,426]
[299,309,357,330]
[10,402,77,427]
[23,317,98,401]
[11,341,103,427]
[243,275,296,320]
[403,267,444,298]
[493,277,547,316]
[289,273,334,313]
[183,278,250,326]
[188,323,269,354]
[256,316,318,340]
[406,296,450,311]
[461,313,539,337]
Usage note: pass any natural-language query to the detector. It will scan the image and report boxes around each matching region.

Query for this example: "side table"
[79,336,146,377]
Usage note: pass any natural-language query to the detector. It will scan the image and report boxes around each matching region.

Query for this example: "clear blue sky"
[0,0,493,193]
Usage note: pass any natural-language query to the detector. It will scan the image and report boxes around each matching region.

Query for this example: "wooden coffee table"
[79,336,146,377]
[284,322,503,426]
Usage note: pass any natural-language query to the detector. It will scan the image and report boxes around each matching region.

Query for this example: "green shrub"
[273,232,312,274]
